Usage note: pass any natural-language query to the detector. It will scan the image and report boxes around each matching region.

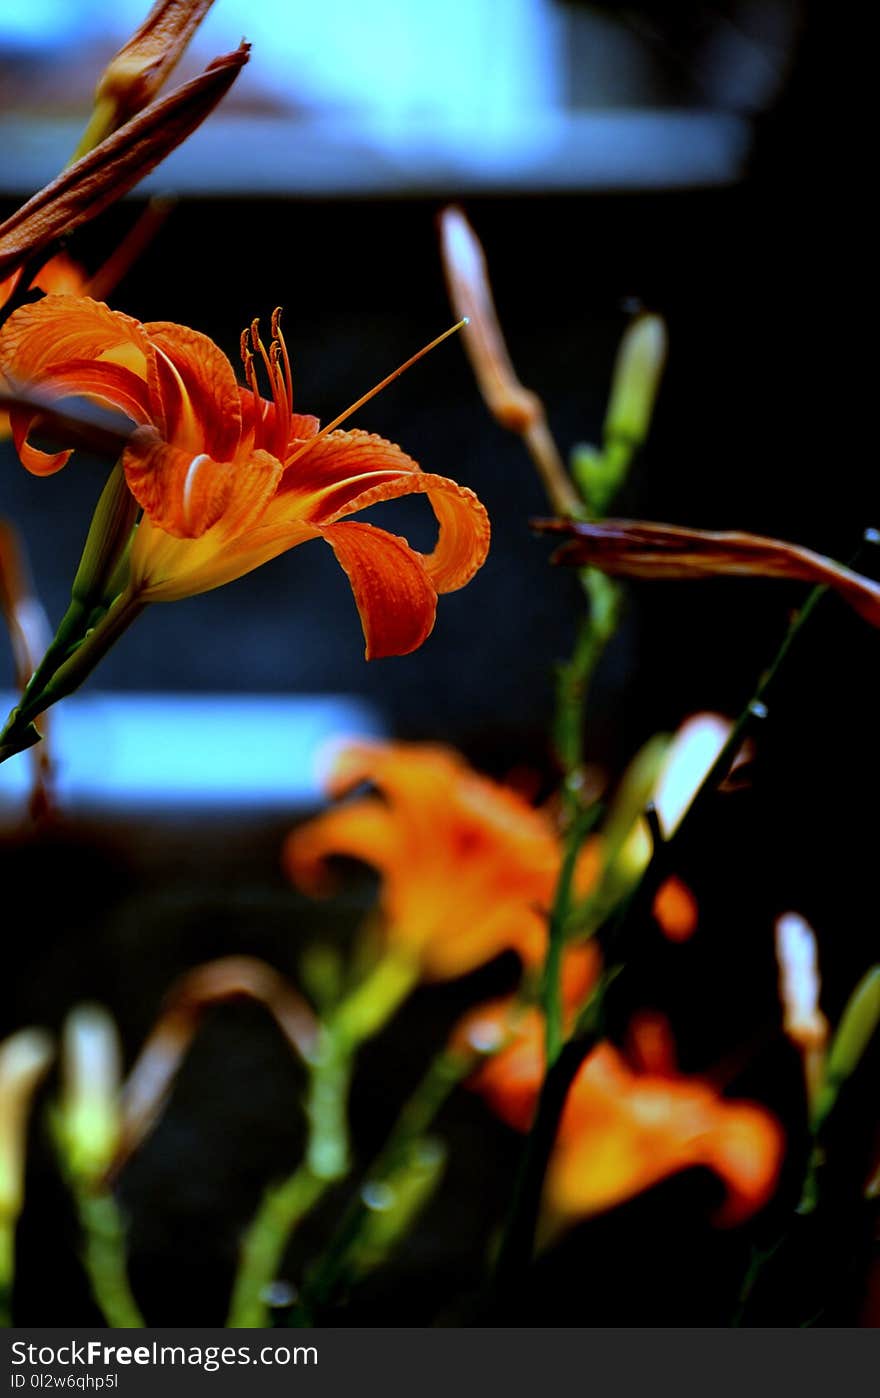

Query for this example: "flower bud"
[0,1030,53,1221]
[775,913,828,1051]
[653,713,732,839]
[825,967,880,1092]
[59,1005,122,1184]
[603,313,667,451]
[75,0,218,158]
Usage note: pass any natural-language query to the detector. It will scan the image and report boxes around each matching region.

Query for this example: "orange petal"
[32,252,89,297]
[123,428,282,538]
[547,1045,783,1225]
[8,358,151,473]
[699,1104,784,1226]
[283,796,402,894]
[144,321,242,458]
[240,390,318,449]
[0,294,148,385]
[318,520,439,659]
[279,430,490,593]
[652,875,699,942]
[326,739,466,801]
[278,429,422,520]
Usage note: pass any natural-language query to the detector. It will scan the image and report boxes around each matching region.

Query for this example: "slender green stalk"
[227,1167,328,1328]
[0,588,145,761]
[0,1219,13,1326]
[290,1048,473,1325]
[75,1187,144,1327]
[227,955,418,1328]
[542,804,603,1066]
[555,570,621,819]
[495,563,855,1294]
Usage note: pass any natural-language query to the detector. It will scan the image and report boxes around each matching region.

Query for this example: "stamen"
[272,306,294,412]
[250,317,275,390]
[240,321,268,445]
[285,319,468,467]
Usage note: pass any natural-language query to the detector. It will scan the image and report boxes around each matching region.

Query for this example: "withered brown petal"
[94,0,218,125]
[0,43,249,281]
[112,956,318,1177]
[439,205,542,433]
[535,517,880,629]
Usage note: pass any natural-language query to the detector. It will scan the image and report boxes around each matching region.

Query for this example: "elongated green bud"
[603,313,667,451]
[0,1030,53,1222]
[571,314,667,516]
[72,462,138,608]
[811,966,880,1131]
[59,1005,122,1184]
[826,967,880,1085]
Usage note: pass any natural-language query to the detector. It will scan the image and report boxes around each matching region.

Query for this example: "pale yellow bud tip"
[604,314,668,449]
[775,912,828,1050]
[0,1030,54,1219]
[61,1004,122,1183]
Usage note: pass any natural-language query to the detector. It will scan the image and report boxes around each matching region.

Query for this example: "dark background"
[2,1,878,1326]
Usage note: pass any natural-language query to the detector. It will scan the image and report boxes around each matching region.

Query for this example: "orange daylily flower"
[284,741,601,980]
[463,1004,783,1226]
[0,298,489,658]
[547,1042,783,1227]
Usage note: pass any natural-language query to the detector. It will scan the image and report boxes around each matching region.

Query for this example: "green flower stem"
[304,1026,355,1182]
[289,1047,474,1326]
[0,1218,13,1326]
[542,804,603,1067]
[0,587,145,762]
[555,570,621,819]
[70,463,139,610]
[496,560,859,1295]
[13,598,91,719]
[227,1167,328,1328]
[74,1186,144,1328]
[331,954,419,1048]
[227,954,418,1329]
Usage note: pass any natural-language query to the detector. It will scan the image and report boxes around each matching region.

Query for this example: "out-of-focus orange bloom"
[284,741,601,979]
[464,1004,783,1226]
[0,299,489,658]
[547,1042,783,1227]
[652,875,699,942]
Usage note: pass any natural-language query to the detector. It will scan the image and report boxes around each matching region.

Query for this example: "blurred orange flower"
[465,1005,783,1226]
[0,300,489,658]
[284,741,601,980]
